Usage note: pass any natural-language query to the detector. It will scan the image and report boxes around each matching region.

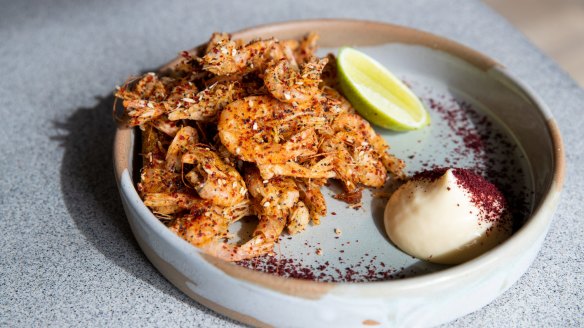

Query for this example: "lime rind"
[337,47,430,131]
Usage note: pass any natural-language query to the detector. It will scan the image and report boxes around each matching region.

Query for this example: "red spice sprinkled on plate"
[236,254,407,282]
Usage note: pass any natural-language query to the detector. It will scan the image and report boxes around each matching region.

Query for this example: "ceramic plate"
[114,20,564,327]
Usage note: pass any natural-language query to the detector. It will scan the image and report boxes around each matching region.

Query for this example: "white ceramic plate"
[114,20,564,327]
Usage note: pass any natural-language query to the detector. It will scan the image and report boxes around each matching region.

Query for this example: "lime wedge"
[337,47,429,131]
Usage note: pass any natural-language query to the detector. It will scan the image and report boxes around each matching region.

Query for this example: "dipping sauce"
[384,168,512,265]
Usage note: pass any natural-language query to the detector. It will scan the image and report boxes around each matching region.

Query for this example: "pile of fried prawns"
[115,32,405,261]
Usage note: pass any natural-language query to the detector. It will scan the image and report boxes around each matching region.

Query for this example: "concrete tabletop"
[0,0,582,326]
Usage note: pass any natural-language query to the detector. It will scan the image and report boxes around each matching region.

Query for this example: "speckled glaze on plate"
[113,20,564,327]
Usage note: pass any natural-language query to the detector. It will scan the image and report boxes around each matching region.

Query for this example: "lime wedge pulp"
[337,47,430,131]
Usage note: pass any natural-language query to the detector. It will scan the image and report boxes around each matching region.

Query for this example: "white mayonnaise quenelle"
[384,168,512,265]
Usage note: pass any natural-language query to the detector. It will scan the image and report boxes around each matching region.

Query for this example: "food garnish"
[337,47,429,131]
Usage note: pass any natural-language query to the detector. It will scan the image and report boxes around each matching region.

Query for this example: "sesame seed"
[263,201,270,207]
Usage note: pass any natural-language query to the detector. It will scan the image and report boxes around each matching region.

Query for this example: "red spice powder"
[236,253,402,282]
[412,167,510,227]
[411,167,449,182]
[450,168,509,224]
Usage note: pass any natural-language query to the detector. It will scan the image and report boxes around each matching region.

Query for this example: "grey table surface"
[0,0,582,326]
